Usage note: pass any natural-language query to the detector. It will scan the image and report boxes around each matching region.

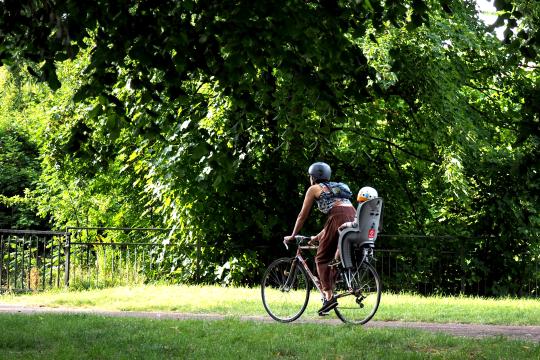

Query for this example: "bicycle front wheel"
[334,262,381,325]
[261,257,311,322]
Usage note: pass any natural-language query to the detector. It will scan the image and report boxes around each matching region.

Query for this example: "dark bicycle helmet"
[308,162,331,182]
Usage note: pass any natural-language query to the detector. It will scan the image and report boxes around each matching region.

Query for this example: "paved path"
[1,304,539,343]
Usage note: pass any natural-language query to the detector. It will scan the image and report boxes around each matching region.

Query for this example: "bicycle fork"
[282,259,298,291]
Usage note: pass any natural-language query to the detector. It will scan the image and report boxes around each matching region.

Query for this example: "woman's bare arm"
[287,185,320,238]
[310,228,325,243]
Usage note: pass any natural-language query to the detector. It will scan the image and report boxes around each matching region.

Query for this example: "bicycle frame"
[284,244,323,295]
[283,236,375,299]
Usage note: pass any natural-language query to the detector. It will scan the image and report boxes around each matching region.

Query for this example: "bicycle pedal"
[318,311,330,317]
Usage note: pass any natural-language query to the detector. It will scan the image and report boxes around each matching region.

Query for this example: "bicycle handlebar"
[294,235,310,243]
[283,235,311,250]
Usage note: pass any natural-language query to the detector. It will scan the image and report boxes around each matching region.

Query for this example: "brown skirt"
[316,205,356,265]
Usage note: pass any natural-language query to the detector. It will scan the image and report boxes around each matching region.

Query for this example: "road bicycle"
[261,198,383,324]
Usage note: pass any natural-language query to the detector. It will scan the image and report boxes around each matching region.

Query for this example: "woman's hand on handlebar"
[284,235,310,243]
[283,235,294,250]
[283,235,313,249]
[283,235,294,243]
[307,236,319,246]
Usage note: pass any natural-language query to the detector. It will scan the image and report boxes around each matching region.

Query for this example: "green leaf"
[41,60,61,91]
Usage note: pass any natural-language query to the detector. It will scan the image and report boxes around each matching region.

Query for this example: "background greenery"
[0,0,539,295]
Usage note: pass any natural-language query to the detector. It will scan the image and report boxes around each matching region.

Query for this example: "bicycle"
[261,198,383,324]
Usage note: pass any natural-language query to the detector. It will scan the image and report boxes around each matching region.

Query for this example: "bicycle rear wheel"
[261,257,311,322]
[334,262,381,324]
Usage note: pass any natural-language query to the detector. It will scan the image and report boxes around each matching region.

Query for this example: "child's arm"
[338,221,356,231]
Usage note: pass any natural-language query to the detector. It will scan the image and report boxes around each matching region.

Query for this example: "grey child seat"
[337,197,383,269]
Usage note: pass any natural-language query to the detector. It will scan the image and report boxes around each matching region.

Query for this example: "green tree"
[0,75,43,228]
[0,0,538,292]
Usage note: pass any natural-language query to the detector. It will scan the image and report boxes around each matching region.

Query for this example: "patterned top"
[315,182,353,214]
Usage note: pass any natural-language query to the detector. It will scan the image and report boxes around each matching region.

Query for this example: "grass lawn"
[1,284,540,325]
[0,313,539,360]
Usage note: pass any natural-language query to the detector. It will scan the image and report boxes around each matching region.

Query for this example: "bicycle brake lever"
[294,235,310,246]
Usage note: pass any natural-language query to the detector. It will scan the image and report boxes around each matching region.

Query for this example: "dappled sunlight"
[378,293,540,325]
[2,285,540,325]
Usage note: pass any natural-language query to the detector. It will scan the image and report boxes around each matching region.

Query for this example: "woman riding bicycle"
[283,162,355,314]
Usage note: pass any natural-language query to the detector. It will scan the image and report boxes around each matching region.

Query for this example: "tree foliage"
[0,71,44,228]
[0,0,538,292]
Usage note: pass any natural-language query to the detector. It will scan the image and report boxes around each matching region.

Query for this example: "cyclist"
[283,162,355,314]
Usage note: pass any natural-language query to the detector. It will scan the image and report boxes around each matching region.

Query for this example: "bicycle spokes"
[282,262,298,290]
[334,262,381,324]
[261,258,311,323]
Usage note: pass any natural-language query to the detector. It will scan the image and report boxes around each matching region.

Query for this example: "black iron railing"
[1,229,539,297]
[0,229,68,292]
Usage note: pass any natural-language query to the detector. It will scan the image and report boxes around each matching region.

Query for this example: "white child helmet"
[357,186,378,202]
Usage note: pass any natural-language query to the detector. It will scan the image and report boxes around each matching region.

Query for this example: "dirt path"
[1,304,539,343]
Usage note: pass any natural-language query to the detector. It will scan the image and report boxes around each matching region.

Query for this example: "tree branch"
[466,103,518,132]
[464,83,513,98]
[387,144,425,234]
[332,126,442,164]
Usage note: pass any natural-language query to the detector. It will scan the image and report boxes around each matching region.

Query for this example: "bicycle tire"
[261,257,311,322]
[334,262,381,325]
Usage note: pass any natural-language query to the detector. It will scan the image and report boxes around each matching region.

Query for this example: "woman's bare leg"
[317,261,335,300]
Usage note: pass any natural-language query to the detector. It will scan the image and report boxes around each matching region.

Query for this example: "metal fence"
[1,228,539,297]
[374,234,540,297]
[65,227,171,289]
[373,248,470,295]
[0,229,68,292]
[0,227,174,292]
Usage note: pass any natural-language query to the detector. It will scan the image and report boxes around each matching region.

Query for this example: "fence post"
[196,236,201,284]
[460,244,465,294]
[64,231,71,287]
[0,235,3,290]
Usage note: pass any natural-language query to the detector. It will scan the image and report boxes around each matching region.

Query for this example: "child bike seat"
[337,197,383,269]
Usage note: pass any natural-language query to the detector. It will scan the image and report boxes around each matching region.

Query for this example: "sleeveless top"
[315,182,353,214]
